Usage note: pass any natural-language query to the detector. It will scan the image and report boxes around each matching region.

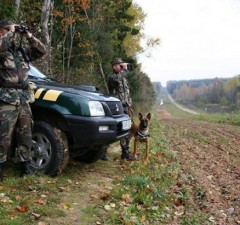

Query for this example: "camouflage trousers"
[120,106,131,151]
[0,101,33,163]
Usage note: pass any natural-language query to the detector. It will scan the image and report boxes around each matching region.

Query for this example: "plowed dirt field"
[158,106,240,225]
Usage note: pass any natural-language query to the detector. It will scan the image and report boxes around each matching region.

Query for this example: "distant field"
[162,95,240,126]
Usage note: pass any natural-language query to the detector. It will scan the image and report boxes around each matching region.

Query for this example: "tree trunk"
[66,23,76,84]
[14,0,20,17]
[84,8,108,92]
[99,61,109,93]
[40,0,52,72]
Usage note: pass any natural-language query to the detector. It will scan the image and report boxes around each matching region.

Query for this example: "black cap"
[0,19,15,29]
[112,58,124,65]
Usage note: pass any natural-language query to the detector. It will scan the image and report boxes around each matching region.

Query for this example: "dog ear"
[146,113,151,121]
[138,113,143,120]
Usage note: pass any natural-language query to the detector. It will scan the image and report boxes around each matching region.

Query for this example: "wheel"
[74,145,108,163]
[30,121,69,176]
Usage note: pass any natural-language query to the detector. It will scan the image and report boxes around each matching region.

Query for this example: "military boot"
[21,161,34,176]
[101,148,109,161]
[121,147,131,159]
[101,152,109,161]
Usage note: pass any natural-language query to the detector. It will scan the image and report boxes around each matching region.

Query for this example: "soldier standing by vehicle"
[0,19,46,181]
[102,58,132,160]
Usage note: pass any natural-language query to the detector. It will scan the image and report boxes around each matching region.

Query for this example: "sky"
[133,0,240,86]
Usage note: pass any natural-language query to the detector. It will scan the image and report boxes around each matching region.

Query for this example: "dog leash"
[126,103,135,125]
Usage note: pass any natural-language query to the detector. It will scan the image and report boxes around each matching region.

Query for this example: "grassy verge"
[0,161,110,225]
[0,165,66,225]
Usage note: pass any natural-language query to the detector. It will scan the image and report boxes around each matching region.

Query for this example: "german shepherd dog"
[129,113,151,163]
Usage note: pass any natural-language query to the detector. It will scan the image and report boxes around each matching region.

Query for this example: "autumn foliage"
[0,0,159,110]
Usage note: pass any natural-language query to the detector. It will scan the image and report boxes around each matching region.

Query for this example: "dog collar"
[137,129,150,139]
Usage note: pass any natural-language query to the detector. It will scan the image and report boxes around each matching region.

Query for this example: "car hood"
[32,80,119,102]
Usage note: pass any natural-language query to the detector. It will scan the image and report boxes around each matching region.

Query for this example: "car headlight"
[88,101,105,116]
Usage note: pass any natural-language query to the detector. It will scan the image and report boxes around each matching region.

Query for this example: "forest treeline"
[0,0,160,110]
[166,76,240,112]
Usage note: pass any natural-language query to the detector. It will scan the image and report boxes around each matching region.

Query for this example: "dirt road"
[158,106,240,225]
[167,93,199,115]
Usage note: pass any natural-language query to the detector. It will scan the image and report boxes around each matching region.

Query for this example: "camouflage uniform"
[108,58,132,159]
[108,69,132,113]
[0,20,46,168]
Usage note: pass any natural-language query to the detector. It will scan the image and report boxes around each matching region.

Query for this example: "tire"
[74,145,108,163]
[30,121,69,176]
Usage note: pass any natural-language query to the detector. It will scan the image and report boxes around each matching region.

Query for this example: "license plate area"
[122,119,131,131]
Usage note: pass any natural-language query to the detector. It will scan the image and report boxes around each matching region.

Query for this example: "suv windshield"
[29,65,47,79]
[29,65,99,91]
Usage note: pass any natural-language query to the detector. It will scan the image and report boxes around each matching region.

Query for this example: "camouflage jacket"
[108,69,132,107]
[0,31,46,105]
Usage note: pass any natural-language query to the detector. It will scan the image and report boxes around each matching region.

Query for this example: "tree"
[0,0,157,110]
[14,0,20,16]
[223,76,240,103]
[40,0,52,71]
[208,78,224,103]
[0,0,15,19]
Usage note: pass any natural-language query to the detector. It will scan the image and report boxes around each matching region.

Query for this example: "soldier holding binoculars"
[0,19,46,181]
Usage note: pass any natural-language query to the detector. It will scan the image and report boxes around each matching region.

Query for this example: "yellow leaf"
[60,203,70,209]
[63,204,70,209]
[141,215,146,222]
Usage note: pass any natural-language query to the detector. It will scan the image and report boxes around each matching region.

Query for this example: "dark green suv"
[28,66,131,176]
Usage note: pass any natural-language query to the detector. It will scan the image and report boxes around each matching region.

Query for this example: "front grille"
[106,101,123,115]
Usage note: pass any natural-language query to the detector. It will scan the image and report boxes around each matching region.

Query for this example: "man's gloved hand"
[24,30,33,39]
